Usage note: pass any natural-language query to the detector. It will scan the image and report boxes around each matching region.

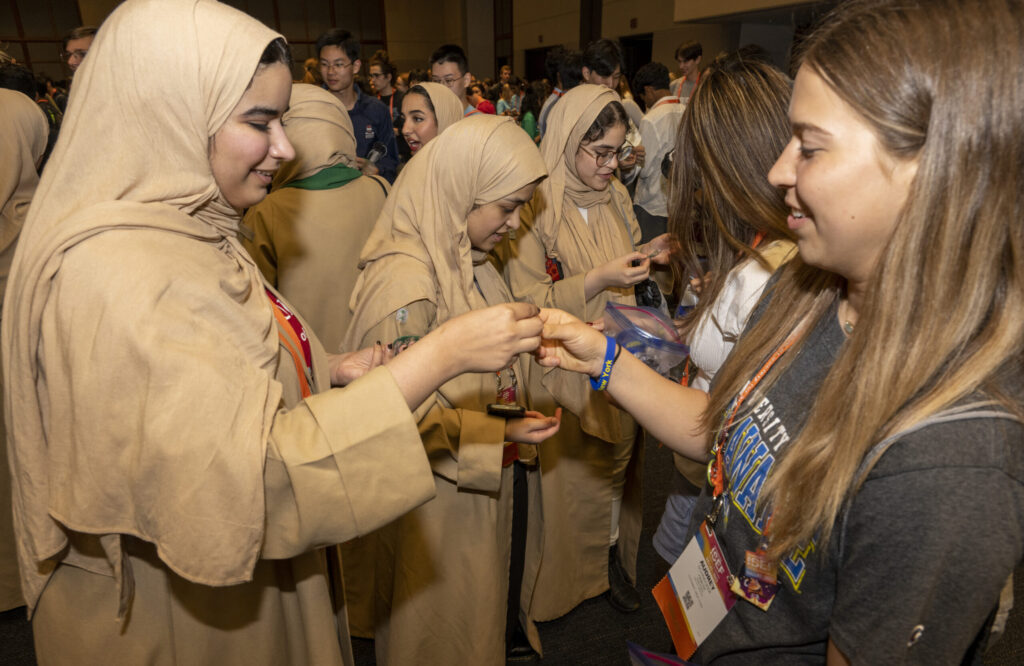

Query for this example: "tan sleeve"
[504,201,589,318]
[357,300,507,493]
[261,366,435,559]
[240,202,278,287]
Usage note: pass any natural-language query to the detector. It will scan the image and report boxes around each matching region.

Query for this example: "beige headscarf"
[532,84,639,275]
[272,83,357,188]
[346,114,546,349]
[526,84,638,442]
[2,0,287,612]
[411,82,463,135]
[0,90,47,309]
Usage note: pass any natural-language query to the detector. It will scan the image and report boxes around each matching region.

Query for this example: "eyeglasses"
[369,72,388,78]
[431,75,463,88]
[64,49,88,61]
[320,60,354,72]
[579,141,633,168]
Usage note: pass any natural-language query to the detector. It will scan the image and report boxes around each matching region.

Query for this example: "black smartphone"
[486,403,527,418]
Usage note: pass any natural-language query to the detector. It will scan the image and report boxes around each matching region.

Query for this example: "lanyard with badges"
[653,322,805,659]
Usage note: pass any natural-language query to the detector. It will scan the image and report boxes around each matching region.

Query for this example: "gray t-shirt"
[689,298,1024,664]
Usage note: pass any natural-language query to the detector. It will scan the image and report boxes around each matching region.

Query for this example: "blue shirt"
[346,87,399,183]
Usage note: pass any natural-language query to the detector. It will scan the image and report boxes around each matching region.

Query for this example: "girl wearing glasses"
[536,0,1023,661]
[504,84,671,634]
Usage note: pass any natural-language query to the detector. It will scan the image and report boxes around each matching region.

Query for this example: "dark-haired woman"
[652,56,797,565]
[504,84,671,640]
[1,0,543,662]
[519,80,546,144]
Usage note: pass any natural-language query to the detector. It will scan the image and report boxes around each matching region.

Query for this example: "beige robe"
[242,176,389,354]
[241,83,387,354]
[500,85,643,645]
[343,116,548,664]
[1,1,434,663]
[0,89,47,612]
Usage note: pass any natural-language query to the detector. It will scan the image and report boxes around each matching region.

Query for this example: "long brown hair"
[669,55,795,337]
[705,0,1024,560]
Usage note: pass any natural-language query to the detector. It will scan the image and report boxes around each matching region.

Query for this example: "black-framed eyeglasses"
[579,140,633,168]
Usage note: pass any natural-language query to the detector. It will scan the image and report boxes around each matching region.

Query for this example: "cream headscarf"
[526,84,638,442]
[272,82,357,188]
[346,114,546,349]
[411,82,464,136]
[532,84,639,274]
[0,90,47,308]
[2,0,287,612]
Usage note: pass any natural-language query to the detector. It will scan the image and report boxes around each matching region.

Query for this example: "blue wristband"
[590,335,618,391]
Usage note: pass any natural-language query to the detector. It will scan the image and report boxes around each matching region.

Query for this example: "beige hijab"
[412,81,464,135]
[532,84,639,274]
[346,114,545,349]
[528,84,638,442]
[272,82,357,187]
[0,90,47,308]
[2,0,286,611]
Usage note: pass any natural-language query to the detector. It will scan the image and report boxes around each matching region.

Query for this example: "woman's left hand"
[329,343,393,387]
[639,233,674,265]
[505,408,562,444]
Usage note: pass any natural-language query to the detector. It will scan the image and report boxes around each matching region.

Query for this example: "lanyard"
[708,323,804,500]
[265,288,313,399]
[653,96,681,109]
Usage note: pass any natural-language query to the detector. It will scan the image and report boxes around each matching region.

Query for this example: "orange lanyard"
[708,324,804,499]
[266,290,313,399]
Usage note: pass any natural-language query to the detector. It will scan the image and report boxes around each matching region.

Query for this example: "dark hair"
[0,62,37,99]
[408,68,430,85]
[521,80,546,118]
[315,28,360,64]
[632,61,670,93]
[544,46,566,85]
[406,84,436,115]
[370,49,396,81]
[259,38,292,68]
[582,39,622,77]
[559,50,584,91]
[580,100,628,145]
[62,25,98,52]
[674,40,702,62]
[429,44,468,75]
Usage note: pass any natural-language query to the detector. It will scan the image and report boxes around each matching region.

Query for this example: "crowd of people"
[0,0,1021,665]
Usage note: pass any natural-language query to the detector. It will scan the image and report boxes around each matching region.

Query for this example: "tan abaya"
[0,1,434,663]
[241,83,389,353]
[502,84,643,647]
[344,114,547,665]
[0,88,48,612]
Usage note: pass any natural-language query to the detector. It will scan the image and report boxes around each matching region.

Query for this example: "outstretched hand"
[505,407,562,444]
[535,308,611,377]
[434,302,542,374]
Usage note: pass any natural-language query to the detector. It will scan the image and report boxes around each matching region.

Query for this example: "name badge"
[652,520,735,660]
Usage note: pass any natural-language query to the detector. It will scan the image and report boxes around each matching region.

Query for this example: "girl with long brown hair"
[653,55,797,565]
[536,0,1023,661]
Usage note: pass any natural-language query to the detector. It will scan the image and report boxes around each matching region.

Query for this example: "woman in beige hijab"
[242,83,389,353]
[0,88,48,613]
[504,84,671,634]
[400,81,463,154]
[345,114,557,666]
[0,1,541,663]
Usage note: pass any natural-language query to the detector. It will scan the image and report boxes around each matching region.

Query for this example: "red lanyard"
[265,288,313,398]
